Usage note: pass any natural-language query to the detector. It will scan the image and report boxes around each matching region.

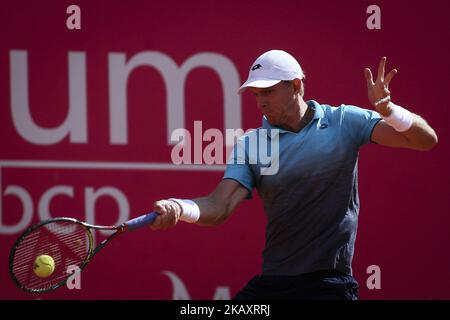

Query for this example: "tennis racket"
[9,211,159,293]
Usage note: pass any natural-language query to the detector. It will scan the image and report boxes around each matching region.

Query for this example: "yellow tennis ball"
[33,255,55,278]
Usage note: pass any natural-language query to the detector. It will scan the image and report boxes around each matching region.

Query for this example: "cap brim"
[238,79,282,94]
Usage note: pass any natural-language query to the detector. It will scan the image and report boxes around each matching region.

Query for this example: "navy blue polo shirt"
[223,100,382,276]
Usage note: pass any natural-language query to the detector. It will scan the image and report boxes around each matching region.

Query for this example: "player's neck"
[281,100,311,133]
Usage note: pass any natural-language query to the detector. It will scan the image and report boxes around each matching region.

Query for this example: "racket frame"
[9,211,157,293]
[9,217,124,293]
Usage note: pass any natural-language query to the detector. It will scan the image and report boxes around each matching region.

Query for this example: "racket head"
[9,217,94,293]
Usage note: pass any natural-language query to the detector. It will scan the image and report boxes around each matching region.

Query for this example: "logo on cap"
[251,64,262,71]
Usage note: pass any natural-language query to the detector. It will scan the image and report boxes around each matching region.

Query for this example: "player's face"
[249,81,297,126]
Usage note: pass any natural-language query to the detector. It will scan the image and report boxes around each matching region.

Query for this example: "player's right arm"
[151,179,248,229]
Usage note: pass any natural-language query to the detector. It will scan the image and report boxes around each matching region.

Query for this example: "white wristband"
[383,102,413,132]
[169,198,200,223]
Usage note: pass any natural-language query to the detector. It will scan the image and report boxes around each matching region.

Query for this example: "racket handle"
[125,212,159,231]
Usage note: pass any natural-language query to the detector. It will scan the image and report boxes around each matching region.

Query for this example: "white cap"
[238,50,304,93]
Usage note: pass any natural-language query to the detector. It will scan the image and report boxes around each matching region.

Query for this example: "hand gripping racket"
[9,212,159,293]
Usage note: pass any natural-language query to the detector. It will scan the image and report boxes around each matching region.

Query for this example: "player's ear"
[292,78,302,94]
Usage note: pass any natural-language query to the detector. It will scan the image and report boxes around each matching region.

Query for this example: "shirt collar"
[261,100,326,133]
[308,100,325,120]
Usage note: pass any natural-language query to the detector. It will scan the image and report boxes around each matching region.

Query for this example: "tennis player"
[151,50,438,299]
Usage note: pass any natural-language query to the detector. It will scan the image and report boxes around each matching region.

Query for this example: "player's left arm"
[364,57,438,151]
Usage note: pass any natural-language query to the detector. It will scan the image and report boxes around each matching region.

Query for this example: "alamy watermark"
[366,5,381,30]
[366,264,381,290]
[66,5,81,30]
[66,265,81,290]
[170,121,280,175]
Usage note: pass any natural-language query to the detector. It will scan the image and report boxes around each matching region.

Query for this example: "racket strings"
[11,221,92,291]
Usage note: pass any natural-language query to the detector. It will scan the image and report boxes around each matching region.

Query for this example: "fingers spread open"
[364,68,374,86]
[377,56,386,82]
[384,69,398,86]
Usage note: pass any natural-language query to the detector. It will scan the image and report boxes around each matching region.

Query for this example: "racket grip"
[125,212,159,231]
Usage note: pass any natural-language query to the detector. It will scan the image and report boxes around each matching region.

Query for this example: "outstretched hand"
[364,56,397,116]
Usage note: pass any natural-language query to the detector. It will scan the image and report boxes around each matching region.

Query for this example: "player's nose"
[255,97,268,110]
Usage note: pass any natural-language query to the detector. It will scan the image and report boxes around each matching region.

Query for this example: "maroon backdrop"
[1,0,449,299]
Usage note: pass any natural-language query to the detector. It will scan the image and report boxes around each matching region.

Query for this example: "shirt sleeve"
[341,105,382,147]
[222,136,255,199]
